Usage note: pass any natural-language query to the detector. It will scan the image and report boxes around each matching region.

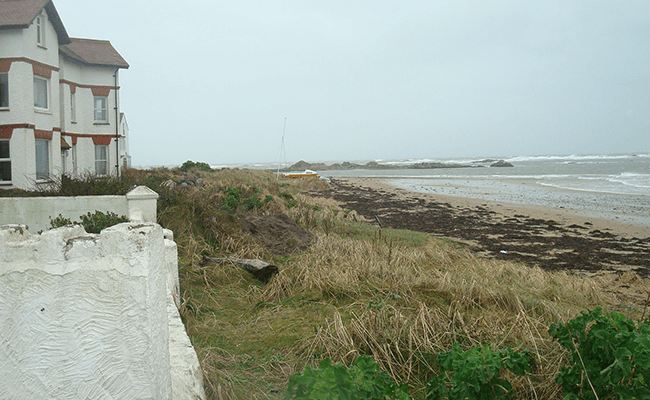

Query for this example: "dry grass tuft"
[261,232,610,398]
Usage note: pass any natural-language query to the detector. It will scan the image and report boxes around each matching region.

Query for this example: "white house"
[0,0,130,190]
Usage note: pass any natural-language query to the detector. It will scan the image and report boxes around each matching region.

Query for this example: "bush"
[549,307,650,400]
[243,194,264,211]
[284,356,411,400]
[49,211,129,234]
[426,343,530,400]
[221,186,242,212]
[180,160,213,173]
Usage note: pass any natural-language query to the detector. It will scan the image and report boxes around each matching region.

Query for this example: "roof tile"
[60,38,129,68]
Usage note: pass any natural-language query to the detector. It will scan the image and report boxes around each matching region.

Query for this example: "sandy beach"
[309,177,650,279]
[346,177,650,239]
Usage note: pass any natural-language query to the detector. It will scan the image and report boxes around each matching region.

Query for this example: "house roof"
[60,38,129,68]
[0,0,70,44]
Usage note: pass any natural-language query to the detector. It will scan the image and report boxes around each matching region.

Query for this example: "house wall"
[0,10,63,189]
[59,57,121,134]
[1,6,129,189]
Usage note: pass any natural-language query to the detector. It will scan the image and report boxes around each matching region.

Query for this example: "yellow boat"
[284,169,318,178]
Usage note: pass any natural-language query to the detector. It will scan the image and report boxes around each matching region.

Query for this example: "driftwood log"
[201,256,279,283]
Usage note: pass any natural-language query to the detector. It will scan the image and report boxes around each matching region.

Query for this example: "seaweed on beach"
[310,179,650,277]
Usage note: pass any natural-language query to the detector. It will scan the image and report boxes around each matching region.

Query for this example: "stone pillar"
[127,185,159,223]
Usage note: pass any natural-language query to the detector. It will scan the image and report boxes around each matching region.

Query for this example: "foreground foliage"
[550,307,650,400]
[426,344,530,400]
[284,356,411,400]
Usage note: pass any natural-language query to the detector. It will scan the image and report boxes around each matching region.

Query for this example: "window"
[36,14,45,46]
[0,74,8,108]
[61,149,67,174]
[35,139,49,180]
[34,77,48,109]
[70,92,76,122]
[0,140,10,181]
[94,96,107,122]
[95,145,108,175]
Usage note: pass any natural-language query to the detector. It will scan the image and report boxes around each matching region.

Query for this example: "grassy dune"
[14,167,642,399]
[122,166,635,400]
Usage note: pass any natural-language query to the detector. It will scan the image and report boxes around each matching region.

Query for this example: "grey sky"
[55,1,650,166]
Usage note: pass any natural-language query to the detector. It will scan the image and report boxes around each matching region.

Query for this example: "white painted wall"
[0,185,158,233]
[58,57,121,136]
[0,223,172,398]
[0,222,206,399]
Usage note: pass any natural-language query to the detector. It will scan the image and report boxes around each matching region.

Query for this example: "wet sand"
[308,177,650,278]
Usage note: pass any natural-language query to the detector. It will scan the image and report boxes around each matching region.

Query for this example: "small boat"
[284,169,318,178]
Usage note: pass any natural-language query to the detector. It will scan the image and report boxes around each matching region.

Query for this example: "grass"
[5,166,645,399]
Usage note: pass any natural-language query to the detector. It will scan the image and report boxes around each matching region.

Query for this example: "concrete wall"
[0,185,158,233]
[0,222,205,399]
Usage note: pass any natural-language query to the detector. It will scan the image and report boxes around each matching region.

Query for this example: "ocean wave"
[505,153,648,163]
[607,172,650,189]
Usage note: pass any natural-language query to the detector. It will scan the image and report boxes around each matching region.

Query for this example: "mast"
[276,117,287,179]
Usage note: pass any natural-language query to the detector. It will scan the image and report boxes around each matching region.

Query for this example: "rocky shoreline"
[279,159,513,171]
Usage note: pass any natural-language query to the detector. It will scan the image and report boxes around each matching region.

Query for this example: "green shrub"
[180,160,213,173]
[243,194,264,211]
[50,211,129,234]
[49,214,72,228]
[426,343,530,400]
[221,186,242,212]
[549,307,650,400]
[279,192,297,208]
[284,356,411,400]
[80,211,129,234]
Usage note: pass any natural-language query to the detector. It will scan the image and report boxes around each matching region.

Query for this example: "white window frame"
[94,96,108,123]
[33,76,48,110]
[95,144,108,175]
[36,13,45,47]
[0,139,11,182]
[35,139,50,181]
[70,91,76,122]
[0,73,8,109]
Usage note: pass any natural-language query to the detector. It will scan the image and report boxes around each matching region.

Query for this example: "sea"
[316,153,650,227]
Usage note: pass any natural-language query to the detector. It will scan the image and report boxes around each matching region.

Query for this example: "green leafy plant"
[221,186,242,212]
[49,214,73,228]
[79,211,130,234]
[243,194,264,211]
[49,211,129,234]
[279,192,297,208]
[284,356,411,400]
[549,307,650,400]
[426,343,530,400]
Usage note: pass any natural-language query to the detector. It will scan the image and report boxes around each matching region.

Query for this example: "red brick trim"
[0,123,35,139]
[91,87,111,97]
[34,129,53,140]
[0,58,59,77]
[62,132,118,146]
[0,60,11,73]
[60,79,118,95]
[33,63,52,78]
[92,135,113,145]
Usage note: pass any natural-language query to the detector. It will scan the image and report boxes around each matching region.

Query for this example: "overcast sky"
[54,1,650,166]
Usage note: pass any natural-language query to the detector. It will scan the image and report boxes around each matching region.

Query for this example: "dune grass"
[127,166,639,400]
